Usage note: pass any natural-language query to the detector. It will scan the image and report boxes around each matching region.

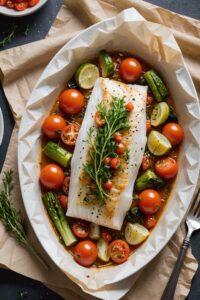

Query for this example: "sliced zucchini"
[99,50,114,77]
[89,223,100,240]
[125,223,149,245]
[97,238,110,262]
[143,70,168,102]
[75,63,100,89]
[151,70,168,99]
[147,130,172,156]
[151,102,170,126]
[44,142,72,167]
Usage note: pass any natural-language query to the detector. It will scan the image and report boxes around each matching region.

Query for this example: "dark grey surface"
[0,0,199,299]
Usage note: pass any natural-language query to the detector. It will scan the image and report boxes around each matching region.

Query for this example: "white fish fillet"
[67,78,147,230]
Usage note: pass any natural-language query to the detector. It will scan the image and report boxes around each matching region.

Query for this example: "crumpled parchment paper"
[0,1,200,299]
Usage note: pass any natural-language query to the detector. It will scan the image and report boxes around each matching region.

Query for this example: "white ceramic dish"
[0,0,48,17]
[18,8,200,294]
[0,109,4,146]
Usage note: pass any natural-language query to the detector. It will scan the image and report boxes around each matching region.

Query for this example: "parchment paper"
[0,1,200,299]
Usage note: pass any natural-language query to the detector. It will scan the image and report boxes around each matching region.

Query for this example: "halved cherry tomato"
[94,111,105,127]
[42,114,66,139]
[146,120,151,134]
[142,155,151,171]
[28,0,39,6]
[155,157,178,179]
[58,195,68,211]
[162,123,183,145]
[63,176,70,194]
[0,0,6,6]
[72,219,89,239]
[59,89,84,114]
[115,143,125,155]
[125,102,134,112]
[74,240,97,266]
[110,157,120,169]
[40,164,64,190]
[61,124,80,146]
[6,1,15,8]
[103,157,111,166]
[147,95,155,105]
[15,1,28,10]
[138,189,161,215]
[109,240,130,264]
[101,229,112,243]
[119,58,142,83]
[144,215,157,229]
[113,132,122,143]
[103,180,113,190]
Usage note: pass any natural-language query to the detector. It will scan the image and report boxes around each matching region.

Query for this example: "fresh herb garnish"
[0,24,18,48]
[0,23,31,48]
[122,148,130,162]
[83,97,130,203]
[0,170,48,270]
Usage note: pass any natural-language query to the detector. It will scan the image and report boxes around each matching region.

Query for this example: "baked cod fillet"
[67,78,147,230]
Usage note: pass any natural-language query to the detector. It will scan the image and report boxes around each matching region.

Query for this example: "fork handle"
[160,237,190,300]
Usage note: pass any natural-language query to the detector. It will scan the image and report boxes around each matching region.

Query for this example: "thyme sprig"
[83,97,130,203]
[0,170,48,270]
[0,24,18,48]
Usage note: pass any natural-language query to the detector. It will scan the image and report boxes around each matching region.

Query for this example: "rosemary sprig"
[0,170,49,270]
[83,97,130,203]
[0,24,18,48]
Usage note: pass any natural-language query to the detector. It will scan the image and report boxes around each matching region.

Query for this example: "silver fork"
[161,188,200,300]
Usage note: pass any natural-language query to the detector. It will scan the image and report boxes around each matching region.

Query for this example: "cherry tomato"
[113,132,122,143]
[6,1,15,8]
[101,229,112,243]
[110,157,120,169]
[109,240,130,264]
[42,114,66,139]
[103,157,111,166]
[162,123,183,145]
[15,1,28,10]
[142,155,151,171]
[61,124,80,146]
[144,215,157,229]
[155,157,178,179]
[125,102,134,112]
[138,189,161,215]
[119,58,142,83]
[115,143,125,155]
[72,220,89,239]
[0,0,6,6]
[28,0,39,6]
[103,180,113,190]
[40,164,64,190]
[63,176,70,194]
[146,120,151,134]
[74,240,97,266]
[94,111,105,127]
[147,95,155,105]
[59,89,84,114]
[58,195,68,211]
